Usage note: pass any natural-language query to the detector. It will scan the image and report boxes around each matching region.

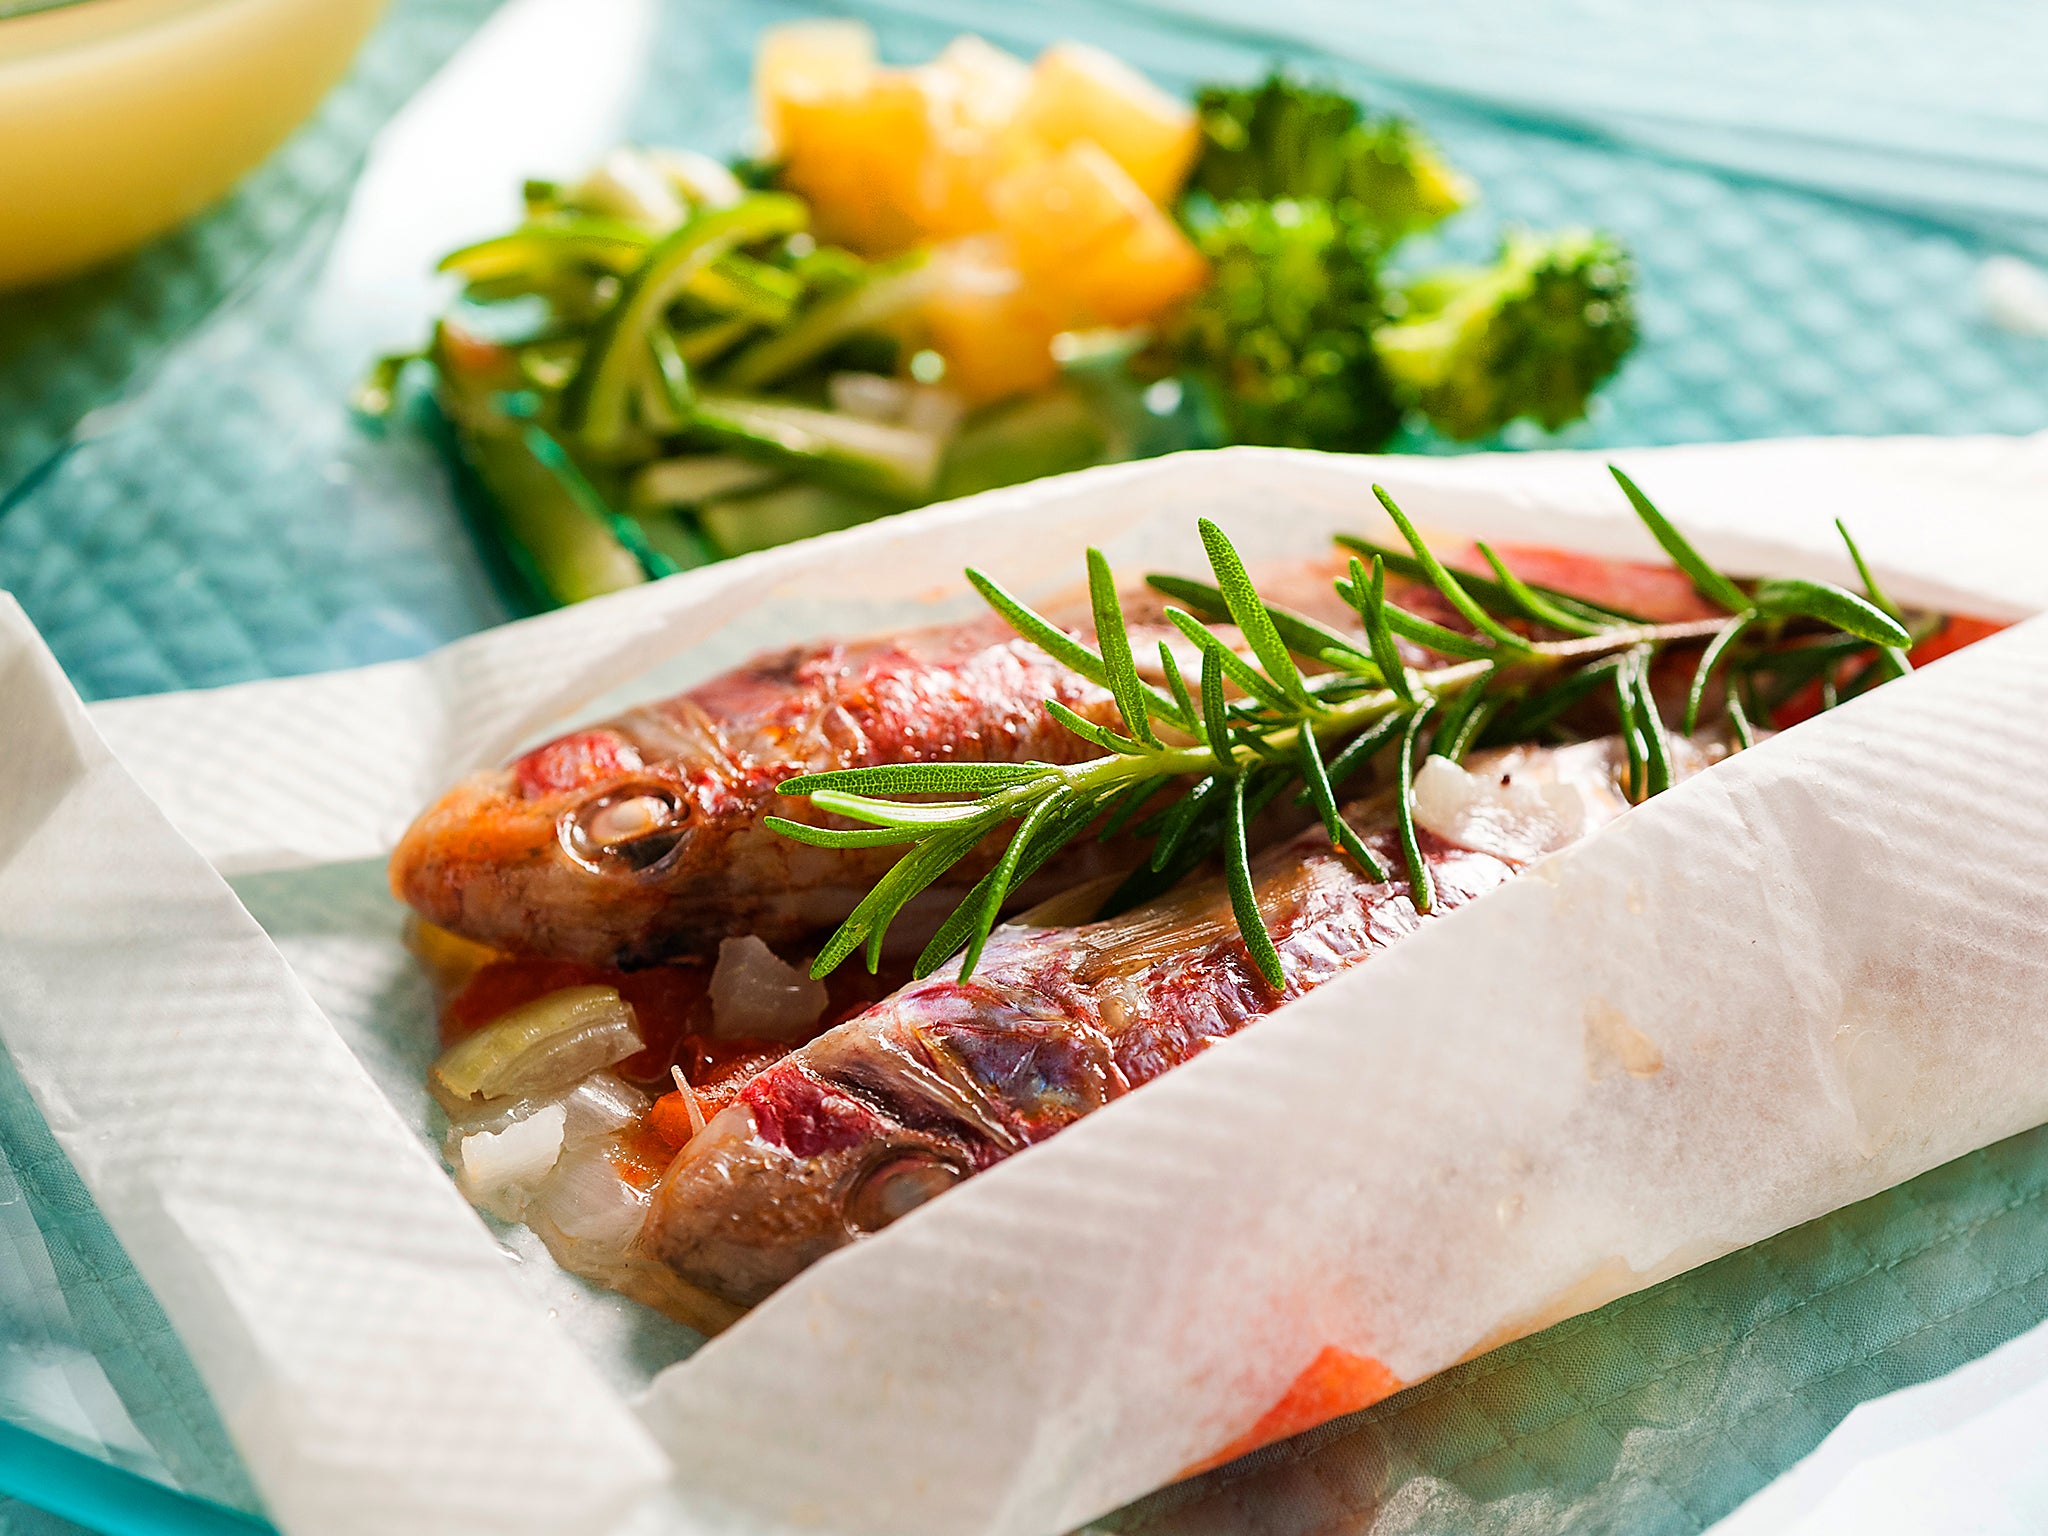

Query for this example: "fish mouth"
[641,1100,965,1308]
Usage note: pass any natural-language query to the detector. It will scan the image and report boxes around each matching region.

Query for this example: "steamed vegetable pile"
[369,22,1637,608]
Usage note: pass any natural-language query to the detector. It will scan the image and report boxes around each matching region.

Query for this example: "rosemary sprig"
[772,468,1917,988]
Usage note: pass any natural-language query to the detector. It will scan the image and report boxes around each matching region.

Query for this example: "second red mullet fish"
[644,733,1721,1306]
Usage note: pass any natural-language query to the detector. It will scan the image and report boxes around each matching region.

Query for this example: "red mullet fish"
[643,732,1722,1306]
[391,547,1712,967]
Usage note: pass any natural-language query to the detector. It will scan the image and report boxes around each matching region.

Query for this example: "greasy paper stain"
[1184,1346,1402,1477]
[1584,999,1664,1080]
[1458,1241,1729,1363]
[1833,1024,1915,1158]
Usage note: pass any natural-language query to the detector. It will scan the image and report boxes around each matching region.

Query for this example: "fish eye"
[844,1153,962,1235]
[561,787,689,874]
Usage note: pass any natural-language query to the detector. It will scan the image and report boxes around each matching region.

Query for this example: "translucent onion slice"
[441,1070,651,1154]
[529,1136,651,1252]
[558,1071,651,1147]
[456,1104,567,1220]
[431,985,643,1112]
[710,936,828,1041]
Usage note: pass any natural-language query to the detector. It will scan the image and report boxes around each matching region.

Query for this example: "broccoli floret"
[1164,197,1403,453]
[1373,227,1637,441]
[1189,73,1473,246]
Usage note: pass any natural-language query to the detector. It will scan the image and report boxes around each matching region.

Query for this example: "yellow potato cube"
[1064,204,1209,326]
[772,35,1039,255]
[776,72,934,255]
[921,236,1065,404]
[1013,42,1199,205]
[990,140,1208,326]
[925,35,1031,137]
[755,20,876,154]
[904,38,1035,241]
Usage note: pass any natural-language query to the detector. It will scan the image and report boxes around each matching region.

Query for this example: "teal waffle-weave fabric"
[2,2,2047,1532]
[6,2,2048,704]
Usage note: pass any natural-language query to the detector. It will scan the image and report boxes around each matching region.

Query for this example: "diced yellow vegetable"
[774,70,933,255]
[925,35,1032,136]
[755,20,876,153]
[921,236,1065,404]
[406,918,500,998]
[758,28,1207,374]
[773,34,1038,254]
[1012,42,1199,206]
[908,37,1036,240]
[990,141,1208,326]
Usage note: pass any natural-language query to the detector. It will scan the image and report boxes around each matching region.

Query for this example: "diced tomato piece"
[608,1126,683,1190]
[1183,1345,1402,1477]
[1908,613,2008,667]
[611,967,714,1084]
[1772,613,2009,729]
[648,1091,700,1149]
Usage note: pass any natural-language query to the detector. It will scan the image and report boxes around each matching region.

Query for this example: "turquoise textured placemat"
[2,3,2048,1533]
[0,1036,258,1527]
[6,0,2048,703]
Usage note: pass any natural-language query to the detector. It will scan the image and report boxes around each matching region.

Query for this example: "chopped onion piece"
[646,147,746,211]
[559,1072,651,1147]
[569,148,687,231]
[710,936,828,1041]
[1412,754,1595,863]
[456,1104,566,1219]
[828,371,915,423]
[827,372,966,439]
[902,386,965,439]
[442,1071,649,1168]
[530,1137,652,1252]
[431,985,642,1111]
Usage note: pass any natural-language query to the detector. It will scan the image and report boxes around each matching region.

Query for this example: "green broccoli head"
[1189,74,1473,246]
[1165,197,1403,454]
[1374,227,1637,441]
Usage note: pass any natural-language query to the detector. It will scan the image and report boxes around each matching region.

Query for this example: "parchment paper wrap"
[0,600,670,1536]
[15,437,2047,1534]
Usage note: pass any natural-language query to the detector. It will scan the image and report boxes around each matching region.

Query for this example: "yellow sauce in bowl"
[0,0,388,289]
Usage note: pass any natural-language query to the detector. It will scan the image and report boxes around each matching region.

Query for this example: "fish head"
[640,1052,972,1308]
[390,719,765,965]
[640,973,1122,1307]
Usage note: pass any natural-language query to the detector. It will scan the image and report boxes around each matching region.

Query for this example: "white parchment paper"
[22,437,2048,1534]
[0,601,670,1536]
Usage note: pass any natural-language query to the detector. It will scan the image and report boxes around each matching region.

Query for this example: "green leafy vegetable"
[385,71,1643,609]
[1166,197,1402,453]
